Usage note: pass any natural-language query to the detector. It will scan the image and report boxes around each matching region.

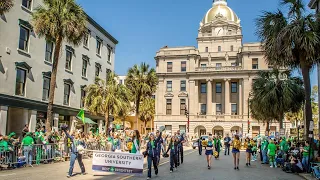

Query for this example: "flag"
[77,109,85,124]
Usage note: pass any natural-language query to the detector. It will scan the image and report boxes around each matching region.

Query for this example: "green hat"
[26,132,32,136]
[8,132,16,138]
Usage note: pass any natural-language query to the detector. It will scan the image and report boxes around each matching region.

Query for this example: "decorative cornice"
[82,54,90,62]
[164,93,174,98]
[15,62,32,72]
[80,85,87,89]
[18,19,33,30]
[63,78,74,85]
[178,92,188,97]
[66,45,75,54]
[42,71,51,77]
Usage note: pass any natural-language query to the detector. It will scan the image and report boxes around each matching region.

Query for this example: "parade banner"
[92,151,144,174]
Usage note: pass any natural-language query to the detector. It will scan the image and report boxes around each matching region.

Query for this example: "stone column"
[224,79,230,115]
[52,113,59,132]
[194,80,199,114]
[189,80,196,115]
[70,116,78,133]
[243,77,251,119]
[28,110,37,132]
[0,106,8,135]
[239,79,243,116]
[207,79,212,115]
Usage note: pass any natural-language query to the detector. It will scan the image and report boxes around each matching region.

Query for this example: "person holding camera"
[62,126,86,178]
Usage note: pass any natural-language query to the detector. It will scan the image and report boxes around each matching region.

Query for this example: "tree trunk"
[301,61,313,140]
[145,120,147,134]
[135,96,141,131]
[105,113,110,135]
[279,113,284,129]
[123,117,125,131]
[46,36,62,133]
[266,121,270,136]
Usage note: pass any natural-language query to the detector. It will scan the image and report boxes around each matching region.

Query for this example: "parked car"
[192,135,209,149]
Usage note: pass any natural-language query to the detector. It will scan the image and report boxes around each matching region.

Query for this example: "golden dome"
[201,0,240,25]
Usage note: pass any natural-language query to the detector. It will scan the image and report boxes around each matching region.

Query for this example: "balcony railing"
[195,66,243,72]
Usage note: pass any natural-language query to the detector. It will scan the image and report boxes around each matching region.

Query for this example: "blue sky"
[78,0,317,87]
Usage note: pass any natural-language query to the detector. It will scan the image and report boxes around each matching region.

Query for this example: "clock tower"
[197,0,242,66]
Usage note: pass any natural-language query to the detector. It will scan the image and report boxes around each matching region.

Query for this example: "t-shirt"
[22,136,34,146]
[267,143,277,156]
[303,146,310,157]
[131,139,140,154]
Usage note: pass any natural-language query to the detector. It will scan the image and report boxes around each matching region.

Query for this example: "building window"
[201,64,207,67]
[216,104,222,114]
[218,46,221,52]
[82,59,87,77]
[165,125,172,133]
[65,50,72,70]
[22,0,32,10]
[107,47,112,62]
[167,62,173,72]
[205,47,208,52]
[45,41,54,63]
[181,61,186,72]
[166,81,172,92]
[252,58,258,69]
[80,87,86,108]
[19,26,29,51]
[95,65,100,77]
[180,99,186,115]
[15,68,26,96]
[83,30,90,48]
[179,125,186,133]
[119,79,123,84]
[166,99,172,115]
[231,82,237,93]
[231,104,238,115]
[201,104,207,115]
[42,77,50,101]
[230,45,234,51]
[201,83,206,93]
[216,82,222,93]
[231,63,236,66]
[63,83,71,105]
[96,38,102,55]
[180,80,186,91]
[216,63,222,69]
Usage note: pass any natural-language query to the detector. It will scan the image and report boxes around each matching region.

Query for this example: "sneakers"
[251,159,255,162]
[147,177,150,180]
[67,175,71,178]
[170,170,173,173]
[237,166,239,170]
[81,172,87,175]
[270,165,273,168]
[246,163,248,166]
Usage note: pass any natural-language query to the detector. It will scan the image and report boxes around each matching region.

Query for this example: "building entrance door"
[200,129,206,135]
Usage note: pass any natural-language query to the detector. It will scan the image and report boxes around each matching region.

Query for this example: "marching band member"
[146,130,163,179]
[244,137,252,166]
[232,135,241,170]
[214,136,222,159]
[165,135,184,172]
[198,136,203,155]
[205,134,214,169]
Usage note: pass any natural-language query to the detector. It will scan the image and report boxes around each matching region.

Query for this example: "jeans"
[69,153,85,176]
[302,156,309,172]
[147,156,158,178]
[224,145,230,155]
[170,153,177,170]
[23,146,33,165]
[262,150,268,163]
[179,146,183,163]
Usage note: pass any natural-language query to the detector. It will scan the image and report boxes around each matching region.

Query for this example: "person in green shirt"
[302,141,310,172]
[131,130,141,154]
[267,139,277,168]
[0,134,9,152]
[21,132,34,167]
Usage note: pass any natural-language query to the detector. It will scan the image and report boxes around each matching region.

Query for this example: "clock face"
[215,27,223,35]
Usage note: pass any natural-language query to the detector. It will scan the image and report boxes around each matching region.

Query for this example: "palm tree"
[249,70,305,132]
[285,108,303,128]
[0,0,14,16]
[32,0,86,132]
[85,73,125,135]
[139,97,155,134]
[125,63,157,130]
[256,0,320,136]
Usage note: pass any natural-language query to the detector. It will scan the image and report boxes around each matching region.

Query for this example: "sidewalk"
[299,173,317,180]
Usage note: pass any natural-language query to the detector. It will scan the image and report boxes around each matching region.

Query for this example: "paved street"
[0,148,304,180]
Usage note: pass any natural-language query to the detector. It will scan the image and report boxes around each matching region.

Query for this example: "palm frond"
[0,0,14,15]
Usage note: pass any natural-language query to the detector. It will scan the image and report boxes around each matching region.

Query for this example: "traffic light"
[185,106,189,118]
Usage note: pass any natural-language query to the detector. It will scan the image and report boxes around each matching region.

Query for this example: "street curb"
[298,173,316,180]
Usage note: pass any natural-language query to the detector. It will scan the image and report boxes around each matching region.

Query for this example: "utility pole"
[248,98,250,134]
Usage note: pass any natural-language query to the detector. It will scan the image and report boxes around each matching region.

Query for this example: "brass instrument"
[202,140,208,147]
[233,140,241,150]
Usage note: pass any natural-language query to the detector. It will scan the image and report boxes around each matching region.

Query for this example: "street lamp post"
[185,94,190,133]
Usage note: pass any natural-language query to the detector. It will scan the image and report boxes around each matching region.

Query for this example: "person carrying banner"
[146,129,163,179]
[62,126,86,178]
[131,130,141,154]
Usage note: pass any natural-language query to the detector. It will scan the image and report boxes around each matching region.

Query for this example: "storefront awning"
[77,116,97,124]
